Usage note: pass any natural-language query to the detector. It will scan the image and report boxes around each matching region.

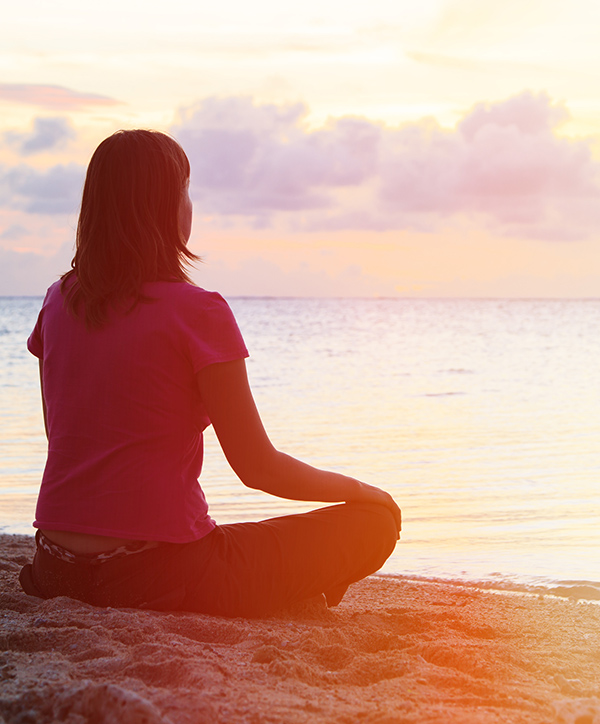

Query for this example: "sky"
[1,0,600,297]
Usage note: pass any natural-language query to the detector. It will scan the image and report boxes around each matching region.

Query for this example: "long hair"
[61,129,199,328]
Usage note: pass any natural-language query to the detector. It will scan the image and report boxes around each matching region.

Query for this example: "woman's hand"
[351,482,402,534]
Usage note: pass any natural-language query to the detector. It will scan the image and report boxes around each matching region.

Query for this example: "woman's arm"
[39,359,48,440]
[196,359,401,533]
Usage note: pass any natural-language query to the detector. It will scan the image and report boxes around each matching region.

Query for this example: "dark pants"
[21,503,398,617]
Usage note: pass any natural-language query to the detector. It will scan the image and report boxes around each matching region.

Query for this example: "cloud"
[0,83,122,110]
[375,92,600,238]
[173,91,600,241]
[0,91,593,240]
[0,163,85,214]
[173,96,380,218]
[0,224,28,241]
[4,117,76,155]
[0,243,72,296]
[458,92,569,138]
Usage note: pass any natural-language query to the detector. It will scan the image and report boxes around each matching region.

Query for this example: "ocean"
[1,295,599,599]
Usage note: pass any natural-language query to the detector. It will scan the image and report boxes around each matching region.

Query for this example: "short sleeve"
[27,326,43,359]
[182,290,248,373]
[27,286,54,359]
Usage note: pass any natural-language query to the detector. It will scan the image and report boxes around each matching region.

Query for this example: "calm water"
[1,296,599,598]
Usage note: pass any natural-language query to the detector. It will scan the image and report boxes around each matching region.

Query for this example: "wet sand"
[1,533,599,723]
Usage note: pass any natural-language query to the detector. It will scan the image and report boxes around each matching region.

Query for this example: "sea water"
[1,295,599,598]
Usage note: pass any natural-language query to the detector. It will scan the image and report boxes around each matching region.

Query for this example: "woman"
[20,129,401,617]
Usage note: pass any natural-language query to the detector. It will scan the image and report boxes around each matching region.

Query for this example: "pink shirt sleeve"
[180,291,248,373]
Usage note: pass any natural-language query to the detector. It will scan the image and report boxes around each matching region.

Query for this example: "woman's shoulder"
[44,279,65,302]
[37,279,67,316]
[148,281,229,309]
[145,283,247,358]
[145,282,236,327]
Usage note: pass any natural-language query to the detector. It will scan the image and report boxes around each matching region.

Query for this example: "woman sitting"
[20,129,400,617]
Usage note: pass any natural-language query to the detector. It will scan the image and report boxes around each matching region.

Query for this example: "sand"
[1,534,600,724]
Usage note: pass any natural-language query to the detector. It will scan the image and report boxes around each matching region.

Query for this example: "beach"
[1,534,599,723]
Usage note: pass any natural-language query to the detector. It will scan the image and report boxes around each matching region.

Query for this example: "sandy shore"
[1,534,599,724]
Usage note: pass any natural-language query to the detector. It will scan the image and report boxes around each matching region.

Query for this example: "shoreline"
[378,572,600,605]
[2,533,600,723]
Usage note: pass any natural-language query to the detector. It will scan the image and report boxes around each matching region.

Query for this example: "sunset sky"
[2,0,600,297]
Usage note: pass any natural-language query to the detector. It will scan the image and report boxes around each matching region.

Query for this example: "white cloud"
[0,163,84,214]
[0,91,595,241]
[0,224,28,241]
[4,117,76,156]
[173,91,600,241]
[173,97,380,218]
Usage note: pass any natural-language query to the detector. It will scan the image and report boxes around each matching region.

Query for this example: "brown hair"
[61,129,198,328]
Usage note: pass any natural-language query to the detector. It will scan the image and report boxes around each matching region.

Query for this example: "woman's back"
[29,279,247,543]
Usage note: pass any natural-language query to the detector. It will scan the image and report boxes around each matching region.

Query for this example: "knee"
[350,502,398,564]
[372,504,399,559]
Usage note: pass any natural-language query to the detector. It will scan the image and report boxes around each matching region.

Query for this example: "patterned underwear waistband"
[36,531,159,565]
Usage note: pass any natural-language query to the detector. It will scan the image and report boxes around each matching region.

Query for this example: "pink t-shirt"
[27,280,248,543]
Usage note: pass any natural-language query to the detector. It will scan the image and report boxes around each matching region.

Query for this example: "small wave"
[380,573,600,603]
[547,583,600,601]
[439,368,474,374]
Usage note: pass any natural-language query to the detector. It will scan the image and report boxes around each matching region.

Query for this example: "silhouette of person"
[20,130,400,616]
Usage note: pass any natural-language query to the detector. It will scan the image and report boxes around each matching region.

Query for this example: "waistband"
[36,530,159,565]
